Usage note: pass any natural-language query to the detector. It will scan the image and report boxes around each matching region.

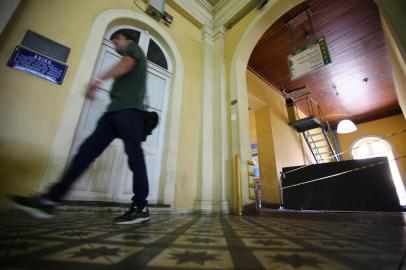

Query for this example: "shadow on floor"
[1,208,406,269]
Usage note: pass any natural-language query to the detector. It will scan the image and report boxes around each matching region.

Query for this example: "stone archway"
[229,0,304,207]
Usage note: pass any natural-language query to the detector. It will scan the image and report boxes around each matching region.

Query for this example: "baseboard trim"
[61,200,171,208]
[261,202,281,209]
[243,202,258,215]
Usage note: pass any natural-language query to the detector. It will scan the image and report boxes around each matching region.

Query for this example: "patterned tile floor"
[1,209,406,270]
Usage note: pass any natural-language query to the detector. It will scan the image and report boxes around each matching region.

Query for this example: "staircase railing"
[289,95,324,123]
[287,94,341,162]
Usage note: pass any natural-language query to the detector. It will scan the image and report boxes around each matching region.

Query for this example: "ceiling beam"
[168,0,257,30]
[169,0,214,27]
[215,0,256,29]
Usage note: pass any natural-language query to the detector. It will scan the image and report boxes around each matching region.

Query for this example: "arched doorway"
[351,136,406,206]
[66,26,172,204]
[229,0,304,207]
[40,9,184,208]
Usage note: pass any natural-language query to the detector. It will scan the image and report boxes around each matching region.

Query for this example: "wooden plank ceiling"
[248,0,401,127]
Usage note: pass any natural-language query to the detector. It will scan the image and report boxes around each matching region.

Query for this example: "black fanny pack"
[141,110,159,141]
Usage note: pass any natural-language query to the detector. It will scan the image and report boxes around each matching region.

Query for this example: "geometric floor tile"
[253,251,351,270]
[234,230,278,238]
[147,248,234,269]
[281,231,329,239]
[44,243,142,264]
[105,232,165,244]
[2,210,406,270]
[135,227,177,234]
[189,226,223,231]
[184,228,224,236]
[305,239,376,252]
[241,238,302,249]
[42,230,105,240]
[173,235,228,247]
[0,227,50,237]
[0,239,62,257]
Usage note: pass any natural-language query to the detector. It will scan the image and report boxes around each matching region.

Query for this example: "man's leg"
[43,113,117,202]
[113,109,149,224]
[10,113,116,218]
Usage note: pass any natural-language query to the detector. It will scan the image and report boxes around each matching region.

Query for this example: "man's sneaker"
[113,206,150,225]
[8,195,56,219]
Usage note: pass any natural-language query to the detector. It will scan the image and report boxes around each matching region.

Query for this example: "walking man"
[10,29,151,225]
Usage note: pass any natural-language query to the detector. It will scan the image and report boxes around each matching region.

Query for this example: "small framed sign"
[22,30,70,63]
[7,46,68,84]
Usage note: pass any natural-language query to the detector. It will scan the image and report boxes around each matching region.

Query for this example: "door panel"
[67,42,122,201]
[145,72,166,110]
[96,44,121,91]
[67,89,121,200]
[66,36,171,204]
[115,69,170,203]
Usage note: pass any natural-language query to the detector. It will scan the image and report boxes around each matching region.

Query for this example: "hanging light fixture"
[337,119,357,134]
[332,83,357,134]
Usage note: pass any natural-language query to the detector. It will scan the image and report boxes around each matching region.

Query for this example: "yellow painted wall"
[338,114,406,187]
[224,0,304,209]
[0,0,202,208]
[249,109,257,143]
[224,6,259,207]
[255,106,279,204]
[246,69,312,205]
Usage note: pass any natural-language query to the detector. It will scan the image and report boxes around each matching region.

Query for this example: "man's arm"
[85,56,136,99]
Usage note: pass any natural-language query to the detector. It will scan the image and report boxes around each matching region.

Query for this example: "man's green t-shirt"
[107,42,147,112]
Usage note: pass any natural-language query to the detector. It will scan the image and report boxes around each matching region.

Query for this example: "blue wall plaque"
[7,46,68,85]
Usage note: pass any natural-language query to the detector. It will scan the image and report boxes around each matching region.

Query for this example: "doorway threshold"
[58,200,171,215]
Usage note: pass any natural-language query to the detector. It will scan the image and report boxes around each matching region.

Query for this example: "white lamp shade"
[337,119,357,134]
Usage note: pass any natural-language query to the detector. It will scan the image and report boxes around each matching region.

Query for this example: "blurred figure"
[9,29,151,225]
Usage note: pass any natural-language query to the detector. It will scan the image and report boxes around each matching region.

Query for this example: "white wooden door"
[66,37,171,203]
[114,63,171,203]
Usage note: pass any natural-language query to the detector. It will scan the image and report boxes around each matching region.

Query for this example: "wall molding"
[215,0,255,29]
[171,0,214,27]
[170,0,255,29]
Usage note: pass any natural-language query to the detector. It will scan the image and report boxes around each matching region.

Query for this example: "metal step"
[309,139,326,144]
[318,152,332,155]
[313,151,329,156]
[312,145,329,149]
[290,116,322,132]
[317,155,336,161]
[307,131,323,137]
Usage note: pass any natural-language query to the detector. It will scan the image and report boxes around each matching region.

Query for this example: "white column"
[213,26,230,213]
[195,24,230,214]
[195,25,215,213]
